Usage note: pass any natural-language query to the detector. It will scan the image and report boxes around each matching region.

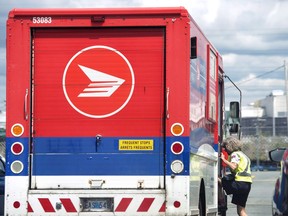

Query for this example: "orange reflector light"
[171,123,184,136]
[11,160,24,174]
[11,124,24,137]
[171,142,184,154]
[11,142,24,155]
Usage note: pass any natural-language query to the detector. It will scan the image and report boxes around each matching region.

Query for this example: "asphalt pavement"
[226,171,279,216]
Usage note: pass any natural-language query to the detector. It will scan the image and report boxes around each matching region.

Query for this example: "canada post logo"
[63,46,135,118]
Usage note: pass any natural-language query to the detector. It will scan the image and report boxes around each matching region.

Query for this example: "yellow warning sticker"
[119,140,154,151]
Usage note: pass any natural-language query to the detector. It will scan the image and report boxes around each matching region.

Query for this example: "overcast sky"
[1,0,288,112]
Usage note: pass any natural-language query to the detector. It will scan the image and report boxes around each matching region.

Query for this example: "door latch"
[95,134,102,151]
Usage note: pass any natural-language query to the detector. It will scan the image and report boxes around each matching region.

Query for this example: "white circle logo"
[63,46,135,118]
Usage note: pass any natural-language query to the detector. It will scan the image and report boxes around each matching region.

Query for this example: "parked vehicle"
[251,165,264,172]
[0,156,5,216]
[266,164,279,171]
[269,148,288,215]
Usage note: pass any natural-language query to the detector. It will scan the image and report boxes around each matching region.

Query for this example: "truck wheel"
[199,180,206,216]
[219,210,226,216]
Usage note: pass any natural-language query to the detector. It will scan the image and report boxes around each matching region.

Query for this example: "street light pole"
[285,60,288,135]
[272,95,275,136]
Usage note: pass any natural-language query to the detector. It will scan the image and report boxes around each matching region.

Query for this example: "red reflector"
[13,201,21,209]
[174,201,181,208]
[11,142,24,155]
[171,142,184,154]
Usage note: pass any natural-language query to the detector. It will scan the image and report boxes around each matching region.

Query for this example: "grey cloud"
[1,0,288,108]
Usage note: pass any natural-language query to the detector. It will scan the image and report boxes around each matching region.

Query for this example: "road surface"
[226,171,278,216]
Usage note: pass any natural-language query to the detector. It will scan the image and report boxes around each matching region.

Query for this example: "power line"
[225,65,284,89]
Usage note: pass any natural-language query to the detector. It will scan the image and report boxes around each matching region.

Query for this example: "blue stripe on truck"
[6,136,191,176]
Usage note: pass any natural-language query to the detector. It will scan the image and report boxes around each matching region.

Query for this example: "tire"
[199,180,206,216]
[219,210,226,216]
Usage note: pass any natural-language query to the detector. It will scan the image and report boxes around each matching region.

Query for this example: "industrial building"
[241,90,288,136]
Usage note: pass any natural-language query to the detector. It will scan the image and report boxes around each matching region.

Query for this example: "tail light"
[11,160,24,174]
[171,123,184,136]
[171,142,184,154]
[11,142,24,155]
[171,160,184,173]
[10,123,25,174]
[11,123,24,137]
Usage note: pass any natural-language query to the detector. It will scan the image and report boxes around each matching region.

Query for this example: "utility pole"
[256,118,260,169]
[272,95,275,136]
[285,60,288,136]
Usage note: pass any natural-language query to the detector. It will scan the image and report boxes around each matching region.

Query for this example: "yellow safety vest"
[230,151,252,183]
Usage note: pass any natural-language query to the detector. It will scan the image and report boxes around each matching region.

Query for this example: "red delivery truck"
[6,7,238,215]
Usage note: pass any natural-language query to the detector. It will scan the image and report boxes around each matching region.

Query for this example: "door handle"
[95,134,102,152]
[24,89,28,120]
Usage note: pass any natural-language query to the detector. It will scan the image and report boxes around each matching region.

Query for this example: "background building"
[239,90,288,167]
[0,111,5,130]
[241,90,288,136]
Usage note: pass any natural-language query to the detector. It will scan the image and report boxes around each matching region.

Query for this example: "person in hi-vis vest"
[220,136,252,216]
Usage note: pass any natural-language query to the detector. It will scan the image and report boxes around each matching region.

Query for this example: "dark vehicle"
[269,148,288,216]
[251,165,264,172]
[266,165,279,171]
[0,156,5,216]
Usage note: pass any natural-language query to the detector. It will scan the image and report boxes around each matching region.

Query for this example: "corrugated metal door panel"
[31,27,165,189]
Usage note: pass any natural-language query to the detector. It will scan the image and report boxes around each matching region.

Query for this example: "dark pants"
[222,178,251,207]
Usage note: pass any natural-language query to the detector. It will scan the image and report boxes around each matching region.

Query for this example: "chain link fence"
[0,137,5,157]
[241,135,288,161]
[240,117,288,166]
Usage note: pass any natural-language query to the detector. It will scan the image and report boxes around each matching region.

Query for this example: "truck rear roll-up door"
[31,27,165,189]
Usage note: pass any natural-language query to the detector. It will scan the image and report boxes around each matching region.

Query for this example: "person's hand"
[220,152,225,161]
